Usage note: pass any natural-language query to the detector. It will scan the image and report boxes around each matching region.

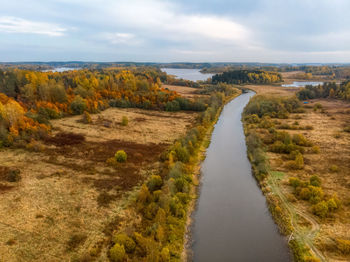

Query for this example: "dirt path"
[268,171,327,262]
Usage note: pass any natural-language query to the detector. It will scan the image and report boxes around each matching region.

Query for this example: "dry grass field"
[162,84,206,98]
[251,83,350,261]
[247,84,299,97]
[270,99,350,261]
[0,107,198,261]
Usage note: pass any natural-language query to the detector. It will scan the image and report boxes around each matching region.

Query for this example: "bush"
[137,184,151,204]
[309,186,324,204]
[113,233,135,253]
[165,100,180,112]
[82,111,92,124]
[6,169,21,182]
[299,188,311,200]
[109,243,126,262]
[329,165,339,172]
[67,233,87,251]
[174,143,189,163]
[160,247,170,262]
[289,177,302,188]
[115,150,127,163]
[121,116,128,126]
[327,198,338,211]
[312,201,328,218]
[147,175,163,192]
[311,146,320,154]
[295,152,304,169]
[70,95,87,115]
[309,175,321,187]
[336,239,350,254]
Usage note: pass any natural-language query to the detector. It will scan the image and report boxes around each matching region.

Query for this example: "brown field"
[0,107,198,261]
[253,84,350,261]
[247,84,300,97]
[271,99,350,261]
[162,84,206,98]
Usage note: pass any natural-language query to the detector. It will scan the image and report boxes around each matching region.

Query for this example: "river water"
[192,91,290,261]
[161,68,213,82]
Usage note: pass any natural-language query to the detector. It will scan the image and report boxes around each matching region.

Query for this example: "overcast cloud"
[0,0,349,62]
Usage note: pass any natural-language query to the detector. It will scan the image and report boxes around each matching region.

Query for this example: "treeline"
[212,70,283,84]
[297,81,350,101]
[108,88,239,261]
[0,68,208,147]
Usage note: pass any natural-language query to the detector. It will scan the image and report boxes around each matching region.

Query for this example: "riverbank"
[242,90,350,262]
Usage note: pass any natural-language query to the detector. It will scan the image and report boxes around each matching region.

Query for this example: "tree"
[312,201,328,218]
[121,116,128,126]
[70,95,87,114]
[109,243,126,262]
[115,150,127,163]
[295,152,304,169]
[147,175,163,192]
[82,111,92,124]
[112,233,135,253]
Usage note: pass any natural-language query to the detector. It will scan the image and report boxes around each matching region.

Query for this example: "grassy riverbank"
[242,90,350,262]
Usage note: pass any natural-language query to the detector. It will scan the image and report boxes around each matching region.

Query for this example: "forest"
[0,68,209,148]
[212,70,283,84]
[297,81,350,100]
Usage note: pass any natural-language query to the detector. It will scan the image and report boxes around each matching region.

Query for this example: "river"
[191,91,290,261]
[161,68,213,81]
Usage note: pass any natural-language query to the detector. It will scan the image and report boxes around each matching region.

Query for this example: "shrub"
[327,198,338,212]
[312,201,328,218]
[309,175,321,187]
[174,143,189,163]
[160,247,170,262]
[109,243,126,262]
[304,256,321,262]
[115,150,127,163]
[121,116,128,126]
[112,233,136,253]
[295,152,304,169]
[311,146,320,154]
[336,239,350,254]
[6,169,21,182]
[165,100,180,111]
[289,177,302,188]
[147,175,163,192]
[299,188,311,200]
[106,157,118,168]
[329,165,339,172]
[137,184,151,204]
[67,233,87,251]
[70,95,87,115]
[82,111,92,124]
[309,186,324,204]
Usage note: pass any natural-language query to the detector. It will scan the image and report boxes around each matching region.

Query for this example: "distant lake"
[161,68,213,82]
[282,81,323,87]
[43,67,81,72]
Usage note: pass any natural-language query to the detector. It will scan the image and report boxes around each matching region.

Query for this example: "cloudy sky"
[0,0,350,62]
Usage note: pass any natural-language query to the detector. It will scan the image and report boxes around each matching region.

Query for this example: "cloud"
[107,0,251,45]
[0,16,66,36]
[102,32,136,44]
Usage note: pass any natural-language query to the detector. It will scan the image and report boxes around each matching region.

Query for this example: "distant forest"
[212,70,283,84]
